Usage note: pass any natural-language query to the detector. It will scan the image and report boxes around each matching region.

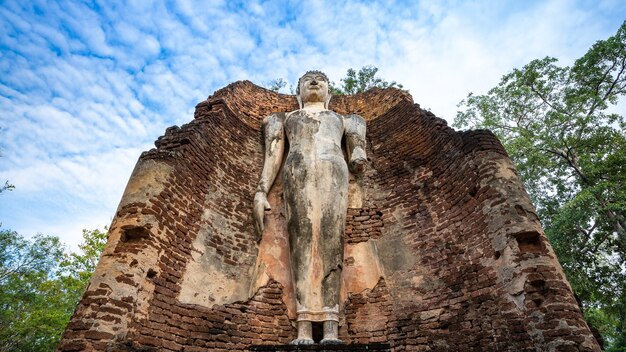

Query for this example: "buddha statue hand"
[349,146,367,175]
[253,191,271,241]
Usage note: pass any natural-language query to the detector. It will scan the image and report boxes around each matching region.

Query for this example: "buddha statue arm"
[344,114,367,174]
[253,113,285,240]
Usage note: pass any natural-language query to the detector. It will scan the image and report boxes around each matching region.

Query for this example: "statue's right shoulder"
[262,112,286,126]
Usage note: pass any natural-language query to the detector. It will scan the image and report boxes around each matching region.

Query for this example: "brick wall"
[59,82,600,351]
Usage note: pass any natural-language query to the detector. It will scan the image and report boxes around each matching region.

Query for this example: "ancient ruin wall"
[59,82,600,351]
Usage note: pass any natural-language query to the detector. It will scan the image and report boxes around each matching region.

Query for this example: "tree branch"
[584,56,625,122]
[529,83,569,116]
[539,145,626,244]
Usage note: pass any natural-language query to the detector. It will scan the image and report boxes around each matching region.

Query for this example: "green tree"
[0,228,107,351]
[267,78,287,92]
[0,230,65,351]
[331,65,403,94]
[454,22,626,349]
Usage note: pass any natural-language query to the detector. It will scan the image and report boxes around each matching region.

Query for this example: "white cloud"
[0,146,141,250]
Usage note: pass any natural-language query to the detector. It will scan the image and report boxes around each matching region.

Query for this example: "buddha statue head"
[296,70,331,109]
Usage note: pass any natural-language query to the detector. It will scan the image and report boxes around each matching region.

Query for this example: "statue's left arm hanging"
[254,112,286,241]
[344,114,367,174]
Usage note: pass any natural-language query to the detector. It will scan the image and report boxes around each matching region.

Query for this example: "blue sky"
[0,0,624,250]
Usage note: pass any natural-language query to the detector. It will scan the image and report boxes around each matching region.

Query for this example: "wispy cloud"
[0,0,624,249]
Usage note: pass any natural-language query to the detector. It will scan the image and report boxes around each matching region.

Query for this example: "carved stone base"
[249,343,390,351]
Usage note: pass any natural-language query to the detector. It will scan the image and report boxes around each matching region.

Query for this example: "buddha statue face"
[297,71,331,108]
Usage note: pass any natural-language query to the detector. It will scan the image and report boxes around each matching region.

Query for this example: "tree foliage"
[0,228,107,351]
[267,78,287,92]
[454,21,626,349]
[330,65,403,94]
[0,180,14,194]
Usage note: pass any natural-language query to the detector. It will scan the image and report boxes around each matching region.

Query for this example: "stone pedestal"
[250,343,390,352]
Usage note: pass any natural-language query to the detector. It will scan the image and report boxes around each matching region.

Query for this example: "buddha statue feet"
[290,338,315,345]
[320,338,344,345]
